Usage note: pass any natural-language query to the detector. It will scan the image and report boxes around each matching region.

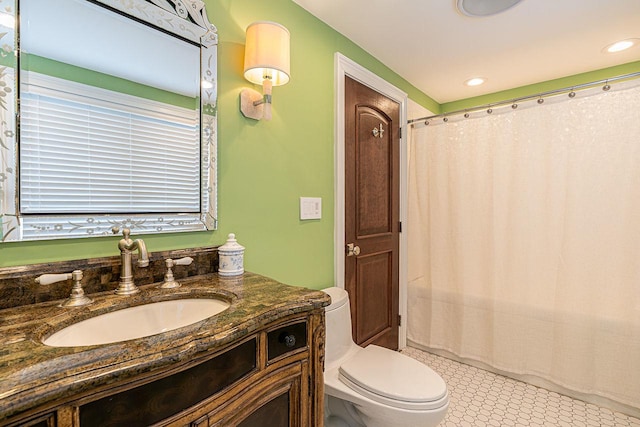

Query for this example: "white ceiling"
[292,0,640,104]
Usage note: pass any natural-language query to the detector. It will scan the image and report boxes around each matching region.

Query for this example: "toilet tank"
[322,287,359,366]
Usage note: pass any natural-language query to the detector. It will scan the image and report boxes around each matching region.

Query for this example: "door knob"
[372,123,385,138]
[346,243,361,257]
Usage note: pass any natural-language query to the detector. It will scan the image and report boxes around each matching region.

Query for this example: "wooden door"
[344,76,400,350]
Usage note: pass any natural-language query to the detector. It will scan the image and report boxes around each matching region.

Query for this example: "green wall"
[1,0,639,292]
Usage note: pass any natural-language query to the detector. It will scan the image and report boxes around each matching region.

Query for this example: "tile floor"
[402,347,640,427]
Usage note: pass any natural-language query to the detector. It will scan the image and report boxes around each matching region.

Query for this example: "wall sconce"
[240,21,290,121]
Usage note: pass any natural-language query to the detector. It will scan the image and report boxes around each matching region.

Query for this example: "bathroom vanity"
[0,263,329,427]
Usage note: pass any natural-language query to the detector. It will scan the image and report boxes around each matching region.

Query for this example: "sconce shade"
[243,21,290,86]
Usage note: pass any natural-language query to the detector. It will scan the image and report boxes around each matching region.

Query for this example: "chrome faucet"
[114,228,150,295]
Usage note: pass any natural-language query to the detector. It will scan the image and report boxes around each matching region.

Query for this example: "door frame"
[334,53,408,349]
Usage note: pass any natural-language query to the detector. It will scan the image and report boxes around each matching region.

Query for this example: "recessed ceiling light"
[457,0,524,17]
[465,77,486,87]
[604,39,639,53]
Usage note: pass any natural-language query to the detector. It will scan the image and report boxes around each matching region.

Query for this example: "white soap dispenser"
[218,233,245,276]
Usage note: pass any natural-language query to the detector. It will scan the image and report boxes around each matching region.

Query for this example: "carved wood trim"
[311,310,326,427]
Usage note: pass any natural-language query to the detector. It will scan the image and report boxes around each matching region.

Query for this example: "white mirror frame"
[0,0,218,242]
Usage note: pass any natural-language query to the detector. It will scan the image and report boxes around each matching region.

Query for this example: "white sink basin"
[43,298,230,347]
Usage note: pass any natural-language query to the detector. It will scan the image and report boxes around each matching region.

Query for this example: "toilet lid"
[338,345,448,411]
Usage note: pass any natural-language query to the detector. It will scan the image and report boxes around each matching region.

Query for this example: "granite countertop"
[0,272,330,422]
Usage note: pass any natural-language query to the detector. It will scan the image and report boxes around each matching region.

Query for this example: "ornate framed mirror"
[0,0,217,241]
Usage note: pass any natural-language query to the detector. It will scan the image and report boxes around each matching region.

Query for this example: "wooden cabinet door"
[207,362,305,427]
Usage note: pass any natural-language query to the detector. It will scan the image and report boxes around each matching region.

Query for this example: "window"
[20,72,200,215]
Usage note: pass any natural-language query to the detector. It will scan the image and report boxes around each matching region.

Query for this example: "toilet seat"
[324,286,349,311]
[338,345,448,411]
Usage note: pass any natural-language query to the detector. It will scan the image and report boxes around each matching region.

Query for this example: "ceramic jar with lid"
[218,233,245,276]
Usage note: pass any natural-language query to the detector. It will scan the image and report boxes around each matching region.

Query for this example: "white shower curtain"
[407,82,640,414]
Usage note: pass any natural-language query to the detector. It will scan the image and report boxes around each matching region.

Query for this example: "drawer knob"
[281,333,296,348]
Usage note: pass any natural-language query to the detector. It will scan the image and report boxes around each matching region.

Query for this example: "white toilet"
[322,287,449,427]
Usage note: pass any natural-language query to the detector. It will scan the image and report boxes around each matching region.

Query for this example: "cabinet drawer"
[80,338,257,426]
[267,321,307,361]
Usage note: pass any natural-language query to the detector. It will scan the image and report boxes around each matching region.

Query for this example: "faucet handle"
[36,270,92,307]
[36,272,75,286]
[172,256,194,267]
[158,257,194,289]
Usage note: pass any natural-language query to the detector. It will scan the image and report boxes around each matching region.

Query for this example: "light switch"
[300,197,322,220]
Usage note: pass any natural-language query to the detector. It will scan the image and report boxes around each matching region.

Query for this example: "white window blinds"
[19,72,200,214]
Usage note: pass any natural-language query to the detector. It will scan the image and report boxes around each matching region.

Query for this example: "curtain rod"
[408,71,640,125]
